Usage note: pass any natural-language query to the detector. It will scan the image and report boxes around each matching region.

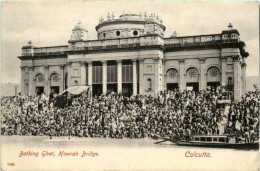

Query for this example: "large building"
[19,12,249,101]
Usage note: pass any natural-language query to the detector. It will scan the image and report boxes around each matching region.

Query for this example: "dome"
[73,21,86,31]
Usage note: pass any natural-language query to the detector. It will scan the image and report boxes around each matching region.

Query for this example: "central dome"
[95,12,166,40]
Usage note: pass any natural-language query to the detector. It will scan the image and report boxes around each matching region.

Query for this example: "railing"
[21,36,240,56]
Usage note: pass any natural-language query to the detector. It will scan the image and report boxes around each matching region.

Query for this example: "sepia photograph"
[1,1,259,170]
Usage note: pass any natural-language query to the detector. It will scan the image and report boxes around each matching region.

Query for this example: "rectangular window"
[92,66,102,84]
[107,66,117,83]
[122,65,133,83]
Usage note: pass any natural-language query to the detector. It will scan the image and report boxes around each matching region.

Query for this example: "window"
[103,33,106,38]
[133,30,138,36]
[74,80,78,86]
[147,78,152,91]
[116,31,120,36]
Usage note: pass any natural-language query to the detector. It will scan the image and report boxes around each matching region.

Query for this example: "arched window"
[74,80,78,86]
[188,68,198,78]
[186,67,199,83]
[36,74,44,83]
[50,73,59,82]
[167,69,178,79]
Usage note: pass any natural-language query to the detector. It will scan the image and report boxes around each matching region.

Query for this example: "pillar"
[138,58,145,94]
[233,55,241,101]
[221,56,227,87]
[117,60,122,94]
[67,62,72,88]
[153,57,160,96]
[28,66,34,96]
[241,63,247,96]
[162,59,166,92]
[80,61,86,86]
[102,60,107,95]
[178,58,186,92]
[199,57,206,90]
[21,66,25,94]
[88,61,93,93]
[44,65,49,95]
[59,65,64,92]
[132,59,137,95]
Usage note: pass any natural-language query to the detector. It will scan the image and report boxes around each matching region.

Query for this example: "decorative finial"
[107,12,111,20]
[139,11,143,19]
[28,40,32,46]
[144,11,147,18]
[101,15,104,22]
[156,14,159,20]
[160,18,163,24]
[171,31,177,37]
[112,12,115,20]
[228,23,233,29]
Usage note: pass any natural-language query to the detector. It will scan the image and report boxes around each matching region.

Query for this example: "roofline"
[165,34,222,39]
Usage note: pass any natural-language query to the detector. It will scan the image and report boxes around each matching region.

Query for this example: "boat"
[166,135,259,150]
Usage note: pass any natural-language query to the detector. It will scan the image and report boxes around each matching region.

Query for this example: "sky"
[1,1,259,84]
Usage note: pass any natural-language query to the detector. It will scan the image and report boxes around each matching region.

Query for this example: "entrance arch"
[166,68,179,91]
[50,73,60,94]
[206,66,221,90]
[186,67,199,92]
[35,73,45,95]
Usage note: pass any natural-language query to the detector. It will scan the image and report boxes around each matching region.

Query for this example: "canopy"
[59,86,90,95]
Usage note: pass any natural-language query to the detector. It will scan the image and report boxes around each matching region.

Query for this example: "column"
[44,65,49,95]
[162,59,166,92]
[80,61,86,86]
[132,59,137,95]
[67,62,72,88]
[102,60,107,95]
[21,66,25,94]
[199,57,206,90]
[241,63,247,96]
[221,56,227,87]
[88,61,93,93]
[59,65,64,92]
[153,57,160,96]
[28,66,34,96]
[178,58,186,92]
[233,55,240,101]
[116,60,122,94]
[138,58,145,94]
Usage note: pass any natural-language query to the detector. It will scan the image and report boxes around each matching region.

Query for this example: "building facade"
[19,12,249,101]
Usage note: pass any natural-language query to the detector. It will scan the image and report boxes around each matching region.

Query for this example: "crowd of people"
[1,86,259,143]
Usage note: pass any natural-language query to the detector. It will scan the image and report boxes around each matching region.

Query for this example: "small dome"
[73,21,86,31]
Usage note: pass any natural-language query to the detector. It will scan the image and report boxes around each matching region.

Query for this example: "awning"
[59,86,90,95]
